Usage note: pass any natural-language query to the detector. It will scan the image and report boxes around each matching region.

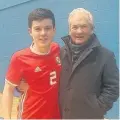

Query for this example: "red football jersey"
[5,42,61,119]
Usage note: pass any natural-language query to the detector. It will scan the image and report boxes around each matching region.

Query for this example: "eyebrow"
[34,25,53,28]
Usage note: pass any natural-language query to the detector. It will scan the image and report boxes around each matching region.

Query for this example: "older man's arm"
[16,80,29,93]
[98,53,119,111]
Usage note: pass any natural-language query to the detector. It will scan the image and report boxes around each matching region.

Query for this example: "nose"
[77,27,82,33]
[40,29,46,35]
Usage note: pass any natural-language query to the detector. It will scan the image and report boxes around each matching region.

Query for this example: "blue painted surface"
[0,0,33,10]
[0,0,119,119]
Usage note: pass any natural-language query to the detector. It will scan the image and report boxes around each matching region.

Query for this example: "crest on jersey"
[56,56,61,65]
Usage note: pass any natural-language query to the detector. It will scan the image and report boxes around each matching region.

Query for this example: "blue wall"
[0,0,119,119]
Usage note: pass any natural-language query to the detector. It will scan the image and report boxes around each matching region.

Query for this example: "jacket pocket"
[85,93,106,116]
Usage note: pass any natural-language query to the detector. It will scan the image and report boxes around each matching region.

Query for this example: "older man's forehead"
[70,14,90,24]
[70,12,90,21]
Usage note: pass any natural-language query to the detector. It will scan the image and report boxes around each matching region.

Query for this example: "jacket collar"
[61,33,101,50]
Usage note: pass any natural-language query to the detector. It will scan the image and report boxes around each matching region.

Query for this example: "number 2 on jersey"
[50,71,57,85]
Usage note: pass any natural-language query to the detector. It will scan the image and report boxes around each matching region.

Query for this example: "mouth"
[76,36,84,39]
[39,38,48,41]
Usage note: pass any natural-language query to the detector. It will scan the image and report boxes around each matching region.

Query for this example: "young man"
[2,8,61,119]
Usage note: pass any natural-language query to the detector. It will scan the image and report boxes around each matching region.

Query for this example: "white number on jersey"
[50,71,57,85]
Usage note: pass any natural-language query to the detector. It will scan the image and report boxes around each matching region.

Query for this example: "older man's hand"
[16,80,29,93]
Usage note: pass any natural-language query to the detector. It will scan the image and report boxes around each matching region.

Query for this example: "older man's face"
[69,13,93,44]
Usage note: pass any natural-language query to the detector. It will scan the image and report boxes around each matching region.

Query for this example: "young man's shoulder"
[51,42,60,52]
[11,47,30,59]
[51,42,60,48]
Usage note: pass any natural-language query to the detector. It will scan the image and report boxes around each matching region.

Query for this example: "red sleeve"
[5,53,22,86]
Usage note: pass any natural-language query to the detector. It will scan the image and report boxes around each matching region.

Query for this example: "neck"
[30,43,50,55]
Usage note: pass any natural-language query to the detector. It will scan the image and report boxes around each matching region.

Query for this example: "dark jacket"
[59,34,119,119]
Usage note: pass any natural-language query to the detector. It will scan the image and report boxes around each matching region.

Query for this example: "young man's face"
[29,19,55,49]
[69,13,93,45]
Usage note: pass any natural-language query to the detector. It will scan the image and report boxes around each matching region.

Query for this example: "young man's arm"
[2,53,22,119]
[2,81,15,119]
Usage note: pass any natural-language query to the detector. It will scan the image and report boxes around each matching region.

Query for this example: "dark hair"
[28,8,55,28]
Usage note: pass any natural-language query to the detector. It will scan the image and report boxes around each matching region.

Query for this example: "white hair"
[68,8,94,28]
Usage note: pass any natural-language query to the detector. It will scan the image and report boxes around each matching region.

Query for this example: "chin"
[39,43,51,48]
[75,40,84,44]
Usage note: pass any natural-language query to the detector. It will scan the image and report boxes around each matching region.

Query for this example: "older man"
[59,8,119,119]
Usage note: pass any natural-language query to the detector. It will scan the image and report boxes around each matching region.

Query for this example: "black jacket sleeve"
[98,52,119,111]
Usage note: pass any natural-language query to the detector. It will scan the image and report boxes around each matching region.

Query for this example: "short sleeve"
[5,53,22,86]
